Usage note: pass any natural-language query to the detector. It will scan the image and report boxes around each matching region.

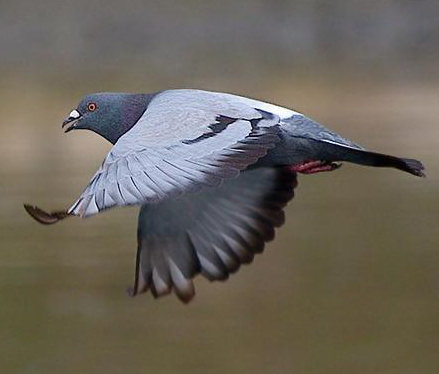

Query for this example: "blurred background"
[0,1,438,373]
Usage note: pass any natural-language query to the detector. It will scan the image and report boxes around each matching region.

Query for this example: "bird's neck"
[105,93,158,144]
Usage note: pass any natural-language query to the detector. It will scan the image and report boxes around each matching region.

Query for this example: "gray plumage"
[133,167,295,302]
[24,89,425,303]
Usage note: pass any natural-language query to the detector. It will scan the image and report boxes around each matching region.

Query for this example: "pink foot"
[290,160,341,174]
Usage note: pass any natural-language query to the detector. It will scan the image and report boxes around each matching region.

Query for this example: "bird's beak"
[62,109,82,133]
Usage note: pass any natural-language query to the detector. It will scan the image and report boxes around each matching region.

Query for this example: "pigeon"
[24,89,425,303]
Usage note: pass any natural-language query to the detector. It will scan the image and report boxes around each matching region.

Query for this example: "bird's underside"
[24,88,425,303]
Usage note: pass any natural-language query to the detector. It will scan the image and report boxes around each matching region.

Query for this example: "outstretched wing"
[68,90,281,217]
[130,166,297,303]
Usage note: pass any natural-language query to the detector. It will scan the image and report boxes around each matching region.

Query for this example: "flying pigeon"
[24,89,425,303]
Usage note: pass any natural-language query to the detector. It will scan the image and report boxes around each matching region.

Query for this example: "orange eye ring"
[87,102,97,112]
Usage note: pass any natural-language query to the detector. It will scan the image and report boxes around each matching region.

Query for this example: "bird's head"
[62,92,151,144]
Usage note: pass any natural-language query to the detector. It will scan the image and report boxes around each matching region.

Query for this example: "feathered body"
[25,89,424,302]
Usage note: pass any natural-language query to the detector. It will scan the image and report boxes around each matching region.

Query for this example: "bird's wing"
[68,90,281,217]
[130,166,297,303]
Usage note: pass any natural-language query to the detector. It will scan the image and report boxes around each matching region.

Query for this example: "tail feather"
[392,157,425,177]
[338,147,425,177]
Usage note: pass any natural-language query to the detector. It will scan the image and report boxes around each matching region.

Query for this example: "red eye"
[87,102,97,112]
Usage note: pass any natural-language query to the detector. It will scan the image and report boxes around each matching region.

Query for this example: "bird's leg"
[290,160,342,174]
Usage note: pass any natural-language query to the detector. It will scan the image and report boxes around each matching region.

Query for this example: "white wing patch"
[320,139,364,150]
[222,93,302,119]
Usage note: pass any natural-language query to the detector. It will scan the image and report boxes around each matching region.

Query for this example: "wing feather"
[130,166,297,303]
[70,129,281,216]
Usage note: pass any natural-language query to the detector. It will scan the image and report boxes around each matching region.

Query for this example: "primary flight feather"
[24,89,425,303]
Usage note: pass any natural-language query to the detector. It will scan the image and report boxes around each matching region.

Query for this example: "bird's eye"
[87,102,97,112]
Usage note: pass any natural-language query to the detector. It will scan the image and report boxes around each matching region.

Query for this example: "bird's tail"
[338,147,425,177]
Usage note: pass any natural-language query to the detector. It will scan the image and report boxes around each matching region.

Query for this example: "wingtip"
[174,287,196,304]
[23,203,70,225]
